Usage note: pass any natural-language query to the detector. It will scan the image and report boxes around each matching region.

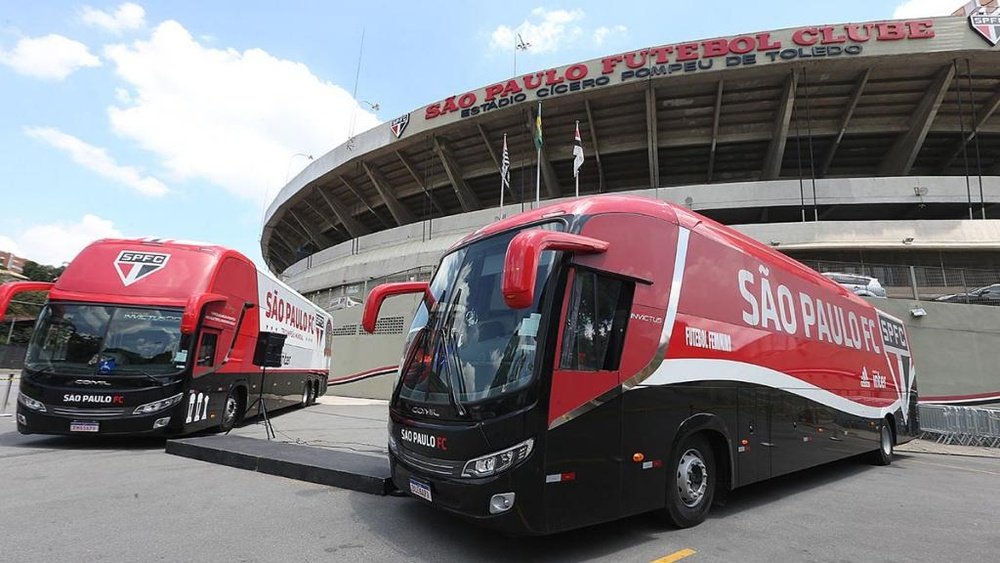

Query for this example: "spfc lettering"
[114,251,170,286]
[390,114,410,139]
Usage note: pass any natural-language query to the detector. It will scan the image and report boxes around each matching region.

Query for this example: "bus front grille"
[396,447,464,477]
[50,406,129,418]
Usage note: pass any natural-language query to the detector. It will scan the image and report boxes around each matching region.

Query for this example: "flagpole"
[535,146,541,206]
[535,103,541,206]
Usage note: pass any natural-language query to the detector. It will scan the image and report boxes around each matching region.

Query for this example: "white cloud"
[103,20,379,204]
[594,24,627,46]
[0,236,19,255]
[490,8,586,53]
[81,2,146,34]
[893,0,961,18]
[0,215,122,266]
[25,126,169,197]
[0,34,100,80]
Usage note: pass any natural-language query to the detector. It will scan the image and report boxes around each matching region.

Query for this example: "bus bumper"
[16,406,179,436]
[389,456,544,536]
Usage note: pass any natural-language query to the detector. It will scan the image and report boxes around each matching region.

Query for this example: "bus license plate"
[409,478,432,502]
[70,421,100,432]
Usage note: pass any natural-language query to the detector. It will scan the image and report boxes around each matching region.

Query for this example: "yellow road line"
[652,548,696,563]
[907,458,1000,477]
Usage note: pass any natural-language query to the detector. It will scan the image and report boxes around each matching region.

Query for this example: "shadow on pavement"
[349,453,893,560]
[352,492,667,562]
[710,454,881,518]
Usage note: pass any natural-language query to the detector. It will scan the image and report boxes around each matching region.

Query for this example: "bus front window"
[25,304,188,377]
[397,223,562,417]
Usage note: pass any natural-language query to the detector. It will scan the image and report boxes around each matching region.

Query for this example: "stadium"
[262,11,1000,402]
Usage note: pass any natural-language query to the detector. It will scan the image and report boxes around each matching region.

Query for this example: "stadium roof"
[262,15,1000,271]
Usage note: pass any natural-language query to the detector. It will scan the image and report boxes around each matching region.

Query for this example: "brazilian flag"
[533,104,543,150]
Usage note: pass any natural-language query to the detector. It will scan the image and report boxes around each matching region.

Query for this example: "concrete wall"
[869,298,1000,404]
[324,293,420,400]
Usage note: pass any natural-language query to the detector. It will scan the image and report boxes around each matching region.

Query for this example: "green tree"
[21,260,64,282]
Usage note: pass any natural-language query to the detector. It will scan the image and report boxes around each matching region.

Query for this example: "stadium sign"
[418,20,939,129]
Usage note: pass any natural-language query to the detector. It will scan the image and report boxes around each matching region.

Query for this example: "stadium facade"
[263,13,1000,402]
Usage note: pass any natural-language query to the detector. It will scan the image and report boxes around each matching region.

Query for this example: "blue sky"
[0,0,960,269]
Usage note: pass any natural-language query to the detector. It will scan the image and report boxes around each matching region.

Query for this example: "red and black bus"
[0,238,332,436]
[363,195,918,535]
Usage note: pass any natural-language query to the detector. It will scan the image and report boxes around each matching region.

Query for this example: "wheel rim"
[881,425,892,456]
[223,395,238,425]
[676,448,708,508]
[302,385,309,405]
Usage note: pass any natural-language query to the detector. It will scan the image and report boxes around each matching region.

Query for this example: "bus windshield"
[397,223,562,417]
[25,304,188,377]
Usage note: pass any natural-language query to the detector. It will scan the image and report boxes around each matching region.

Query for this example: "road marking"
[907,458,1000,477]
[652,548,696,562]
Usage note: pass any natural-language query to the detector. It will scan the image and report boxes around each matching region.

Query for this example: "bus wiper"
[436,286,467,417]
[443,328,467,417]
[122,368,168,388]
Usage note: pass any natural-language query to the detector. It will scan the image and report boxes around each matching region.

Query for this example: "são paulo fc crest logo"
[877,312,915,424]
[390,114,410,138]
[114,251,170,286]
[970,9,1000,46]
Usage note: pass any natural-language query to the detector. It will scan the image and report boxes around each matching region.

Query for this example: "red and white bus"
[363,195,918,535]
[0,238,333,436]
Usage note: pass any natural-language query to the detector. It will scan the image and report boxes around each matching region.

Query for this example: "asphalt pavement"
[2,390,999,562]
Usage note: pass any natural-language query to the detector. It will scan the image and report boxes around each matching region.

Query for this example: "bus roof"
[50,238,255,309]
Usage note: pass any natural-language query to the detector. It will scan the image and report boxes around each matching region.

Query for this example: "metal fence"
[918,404,1000,448]
[799,259,1000,304]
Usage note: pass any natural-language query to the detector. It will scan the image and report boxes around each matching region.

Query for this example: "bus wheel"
[299,383,311,408]
[871,422,894,466]
[219,388,241,432]
[664,435,716,528]
[308,381,319,405]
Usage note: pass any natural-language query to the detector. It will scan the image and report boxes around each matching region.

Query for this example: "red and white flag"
[572,121,584,178]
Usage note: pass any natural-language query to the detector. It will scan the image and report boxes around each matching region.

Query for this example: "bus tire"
[871,421,894,466]
[664,434,716,528]
[308,380,319,405]
[299,382,311,408]
[219,387,243,433]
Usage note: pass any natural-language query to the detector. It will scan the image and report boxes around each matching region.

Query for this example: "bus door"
[187,328,220,426]
[542,213,672,527]
[737,387,772,484]
[543,266,632,530]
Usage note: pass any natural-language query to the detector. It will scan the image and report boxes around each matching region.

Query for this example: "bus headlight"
[462,438,534,478]
[17,392,46,412]
[133,393,184,416]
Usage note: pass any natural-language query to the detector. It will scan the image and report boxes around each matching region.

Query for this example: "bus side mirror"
[362,282,432,334]
[180,293,229,334]
[0,281,55,320]
[502,230,609,309]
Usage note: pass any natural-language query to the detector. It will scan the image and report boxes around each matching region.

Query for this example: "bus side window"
[559,269,633,371]
[196,332,218,367]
